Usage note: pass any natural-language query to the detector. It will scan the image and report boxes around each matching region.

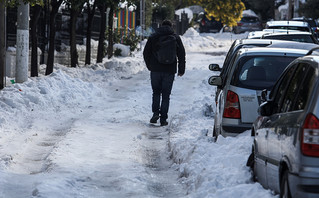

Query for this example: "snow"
[0,30,277,197]
[242,10,258,18]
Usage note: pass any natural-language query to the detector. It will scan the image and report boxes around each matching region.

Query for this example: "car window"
[272,65,296,113]
[241,17,259,23]
[279,63,308,112]
[223,51,239,86]
[263,35,316,44]
[231,56,296,90]
[291,64,316,111]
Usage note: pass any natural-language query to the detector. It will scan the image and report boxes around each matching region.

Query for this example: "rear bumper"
[289,170,319,198]
[221,123,252,137]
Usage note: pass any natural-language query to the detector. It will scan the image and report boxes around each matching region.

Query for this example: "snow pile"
[114,43,131,57]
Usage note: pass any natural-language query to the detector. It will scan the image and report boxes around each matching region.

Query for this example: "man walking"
[143,20,186,126]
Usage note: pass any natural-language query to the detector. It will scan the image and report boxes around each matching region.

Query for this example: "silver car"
[209,47,309,140]
[233,15,263,34]
[249,47,319,198]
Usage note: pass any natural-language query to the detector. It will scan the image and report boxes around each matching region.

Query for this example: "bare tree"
[85,0,96,65]
[46,0,64,75]
[30,4,42,77]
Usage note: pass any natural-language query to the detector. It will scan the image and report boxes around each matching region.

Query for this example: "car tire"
[212,127,218,142]
[280,170,292,198]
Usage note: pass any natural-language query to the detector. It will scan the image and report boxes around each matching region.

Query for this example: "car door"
[266,63,311,192]
[254,64,296,189]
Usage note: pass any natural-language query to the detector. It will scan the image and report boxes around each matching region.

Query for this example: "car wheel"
[212,127,218,142]
[280,170,292,198]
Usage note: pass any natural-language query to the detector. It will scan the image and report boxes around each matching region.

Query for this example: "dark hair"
[161,20,172,27]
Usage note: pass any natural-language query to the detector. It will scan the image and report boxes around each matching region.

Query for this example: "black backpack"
[154,34,177,64]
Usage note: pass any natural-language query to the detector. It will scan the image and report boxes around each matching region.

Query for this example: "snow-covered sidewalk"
[0,30,277,197]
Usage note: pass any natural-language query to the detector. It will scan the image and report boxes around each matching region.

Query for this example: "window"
[291,64,315,111]
[231,56,296,90]
[280,63,308,112]
[272,65,296,113]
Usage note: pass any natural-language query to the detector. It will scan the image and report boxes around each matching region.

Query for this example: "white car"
[265,20,312,33]
[209,47,309,140]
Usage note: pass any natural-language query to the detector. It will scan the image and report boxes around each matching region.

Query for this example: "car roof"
[266,42,319,50]
[301,55,319,63]
[238,38,311,46]
[238,47,309,56]
[266,20,309,27]
[247,29,303,39]
[263,31,312,36]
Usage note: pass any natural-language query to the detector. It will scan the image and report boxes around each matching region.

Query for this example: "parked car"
[261,31,319,44]
[292,17,319,38]
[210,39,286,104]
[208,47,310,140]
[198,14,223,33]
[248,47,319,198]
[247,29,298,39]
[233,15,263,34]
[266,20,313,32]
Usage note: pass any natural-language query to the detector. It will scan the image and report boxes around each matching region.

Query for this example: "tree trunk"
[85,1,96,65]
[0,2,6,89]
[107,5,114,59]
[97,3,106,63]
[70,8,79,68]
[30,5,42,77]
[46,0,63,76]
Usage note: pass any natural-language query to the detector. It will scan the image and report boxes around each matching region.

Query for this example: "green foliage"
[299,0,319,19]
[152,2,175,21]
[122,31,140,52]
[5,0,43,7]
[106,28,140,54]
[114,48,122,57]
[242,0,275,21]
[190,0,245,27]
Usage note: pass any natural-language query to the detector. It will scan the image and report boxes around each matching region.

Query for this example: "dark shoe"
[160,120,168,126]
[150,115,160,123]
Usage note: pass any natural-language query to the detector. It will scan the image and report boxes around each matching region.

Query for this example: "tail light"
[223,90,241,119]
[201,20,205,26]
[237,22,243,26]
[315,27,319,33]
[301,113,319,157]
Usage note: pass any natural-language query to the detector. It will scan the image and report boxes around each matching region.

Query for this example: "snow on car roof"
[266,20,309,27]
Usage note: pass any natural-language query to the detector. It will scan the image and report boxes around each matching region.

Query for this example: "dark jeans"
[150,72,175,121]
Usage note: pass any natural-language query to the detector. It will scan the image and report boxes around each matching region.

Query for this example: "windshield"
[231,56,297,90]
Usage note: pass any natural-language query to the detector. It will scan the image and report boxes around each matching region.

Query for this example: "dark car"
[248,47,319,197]
[233,16,263,34]
[198,14,223,33]
[292,17,319,38]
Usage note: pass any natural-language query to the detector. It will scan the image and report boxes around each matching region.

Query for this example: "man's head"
[161,20,172,27]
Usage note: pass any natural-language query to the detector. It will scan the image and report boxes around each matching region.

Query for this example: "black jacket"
[143,26,186,75]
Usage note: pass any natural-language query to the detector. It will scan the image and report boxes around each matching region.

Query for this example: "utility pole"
[16,0,29,83]
[0,1,6,89]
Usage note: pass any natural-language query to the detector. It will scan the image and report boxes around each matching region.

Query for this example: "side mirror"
[258,101,272,117]
[209,64,222,71]
[208,76,222,86]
